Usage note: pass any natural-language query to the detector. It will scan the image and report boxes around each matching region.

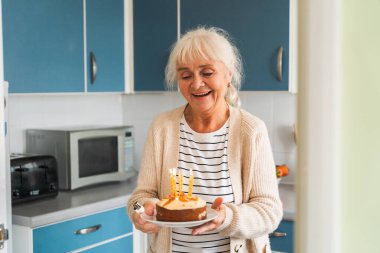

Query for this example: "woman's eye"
[202,72,213,77]
[179,72,192,80]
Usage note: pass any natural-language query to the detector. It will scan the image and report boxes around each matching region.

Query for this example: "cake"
[156,192,207,222]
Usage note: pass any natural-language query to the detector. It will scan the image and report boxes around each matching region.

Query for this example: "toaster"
[10,153,59,205]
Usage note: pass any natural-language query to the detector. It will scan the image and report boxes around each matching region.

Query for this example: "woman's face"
[177,58,232,114]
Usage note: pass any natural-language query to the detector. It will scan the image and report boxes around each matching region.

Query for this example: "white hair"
[165,26,243,107]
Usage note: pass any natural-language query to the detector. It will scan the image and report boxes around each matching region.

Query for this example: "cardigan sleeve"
[220,117,283,239]
[126,120,160,217]
[126,106,185,218]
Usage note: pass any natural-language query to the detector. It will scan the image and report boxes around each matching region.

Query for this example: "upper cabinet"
[3,0,84,93]
[181,0,290,91]
[133,0,295,92]
[86,0,125,92]
[3,0,295,93]
[2,0,125,93]
[133,0,177,92]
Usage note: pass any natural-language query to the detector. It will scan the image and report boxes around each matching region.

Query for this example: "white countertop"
[12,177,137,228]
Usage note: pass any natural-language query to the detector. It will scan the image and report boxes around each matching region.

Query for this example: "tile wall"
[8,94,124,153]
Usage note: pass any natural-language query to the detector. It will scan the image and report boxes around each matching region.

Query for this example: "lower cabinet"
[83,235,133,253]
[270,220,294,253]
[13,206,133,253]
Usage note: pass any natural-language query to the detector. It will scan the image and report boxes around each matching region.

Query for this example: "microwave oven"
[26,126,135,190]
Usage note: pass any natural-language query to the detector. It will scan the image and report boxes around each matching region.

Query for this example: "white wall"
[8,94,124,153]
[122,92,297,184]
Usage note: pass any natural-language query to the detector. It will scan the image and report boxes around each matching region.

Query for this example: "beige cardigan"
[127,105,282,253]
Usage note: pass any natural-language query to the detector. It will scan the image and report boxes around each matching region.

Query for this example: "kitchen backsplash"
[8,92,296,184]
[8,94,124,152]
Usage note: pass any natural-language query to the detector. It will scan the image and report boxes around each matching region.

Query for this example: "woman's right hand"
[131,201,161,234]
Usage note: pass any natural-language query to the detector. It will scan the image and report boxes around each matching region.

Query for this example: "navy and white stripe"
[172,116,234,253]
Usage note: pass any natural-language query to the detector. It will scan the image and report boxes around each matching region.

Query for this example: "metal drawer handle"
[269,231,287,237]
[90,52,97,84]
[74,224,101,235]
[276,46,283,81]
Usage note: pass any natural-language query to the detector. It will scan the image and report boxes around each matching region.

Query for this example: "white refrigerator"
[0,83,11,252]
[0,0,12,250]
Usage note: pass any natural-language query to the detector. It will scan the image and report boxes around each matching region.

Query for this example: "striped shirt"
[172,115,234,253]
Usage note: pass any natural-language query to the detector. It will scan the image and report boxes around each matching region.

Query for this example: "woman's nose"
[191,75,204,89]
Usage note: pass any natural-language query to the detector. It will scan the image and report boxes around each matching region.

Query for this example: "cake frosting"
[156,193,207,222]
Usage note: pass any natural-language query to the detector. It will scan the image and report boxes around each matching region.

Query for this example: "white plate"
[141,206,219,228]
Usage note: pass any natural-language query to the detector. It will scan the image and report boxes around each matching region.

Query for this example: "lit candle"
[188,168,194,198]
[170,168,177,196]
[179,170,183,194]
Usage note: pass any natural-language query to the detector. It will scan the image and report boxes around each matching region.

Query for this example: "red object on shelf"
[276,164,289,178]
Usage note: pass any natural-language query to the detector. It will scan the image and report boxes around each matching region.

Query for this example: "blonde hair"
[165,26,243,107]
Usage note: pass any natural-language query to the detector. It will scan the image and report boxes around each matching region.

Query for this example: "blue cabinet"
[83,235,133,253]
[270,220,294,253]
[181,0,290,91]
[2,0,84,93]
[133,0,177,91]
[133,0,290,91]
[86,0,125,92]
[2,0,125,93]
[33,207,133,253]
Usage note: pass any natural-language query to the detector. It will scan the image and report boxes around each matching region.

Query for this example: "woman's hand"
[131,201,161,234]
[191,197,226,235]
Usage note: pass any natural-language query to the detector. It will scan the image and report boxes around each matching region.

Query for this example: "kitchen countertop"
[12,177,137,228]
[279,183,295,220]
[12,177,295,228]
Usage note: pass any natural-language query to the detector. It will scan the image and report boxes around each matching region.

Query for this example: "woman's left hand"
[191,197,226,235]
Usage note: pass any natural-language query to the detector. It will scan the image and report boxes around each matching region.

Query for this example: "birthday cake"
[156,168,207,222]
[156,193,207,222]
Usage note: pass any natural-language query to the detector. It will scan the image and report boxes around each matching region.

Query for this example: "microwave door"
[70,131,128,189]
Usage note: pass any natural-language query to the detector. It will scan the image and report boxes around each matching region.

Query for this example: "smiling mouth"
[192,91,212,97]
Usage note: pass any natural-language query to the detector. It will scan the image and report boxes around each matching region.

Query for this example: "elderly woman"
[127,27,282,253]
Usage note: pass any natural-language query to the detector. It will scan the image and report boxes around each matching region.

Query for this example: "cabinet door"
[33,207,132,253]
[133,0,177,91]
[181,0,289,91]
[2,0,84,93]
[86,0,125,92]
[270,220,294,253]
[83,235,133,253]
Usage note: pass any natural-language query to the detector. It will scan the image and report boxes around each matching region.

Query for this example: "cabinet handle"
[90,52,97,84]
[276,46,283,81]
[74,224,101,235]
[269,231,287,237]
